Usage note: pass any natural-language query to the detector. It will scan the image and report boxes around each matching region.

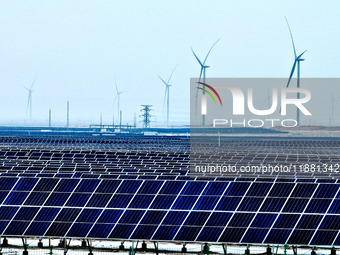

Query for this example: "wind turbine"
[113,81,125,126]
[285,17,307,126]
[192,39,220,126]
[159,65,178,126]
[23,78,36,120]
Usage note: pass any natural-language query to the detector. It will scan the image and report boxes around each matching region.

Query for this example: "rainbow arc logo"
[197,82,223,106]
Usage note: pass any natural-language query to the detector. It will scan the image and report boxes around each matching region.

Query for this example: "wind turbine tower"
[192,39,220,126]
[285,17,307,126]
[113,81,126,126]
[159,65,178,126]
[24,79,35,121]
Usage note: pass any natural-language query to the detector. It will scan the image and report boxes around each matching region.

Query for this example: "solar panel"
[0,135,340,246]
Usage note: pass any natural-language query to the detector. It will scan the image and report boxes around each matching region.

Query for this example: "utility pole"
[140,105,153,128]
[100,112,102,127]
[49,109,51,127]
[120,110,122,129]
[67,101,70,128]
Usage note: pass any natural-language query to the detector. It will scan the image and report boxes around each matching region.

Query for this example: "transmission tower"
[140,105,153,128]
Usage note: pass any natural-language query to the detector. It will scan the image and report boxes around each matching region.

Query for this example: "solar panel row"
[0,177,339,245]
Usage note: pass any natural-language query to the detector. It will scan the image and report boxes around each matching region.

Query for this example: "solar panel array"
[0,135,340,245]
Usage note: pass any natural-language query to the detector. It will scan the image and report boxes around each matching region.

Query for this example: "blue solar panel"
[87,223,114,238]
[87,194,112,207]
[310,230,338,245]
[193,196,220,210]
[205,212,232,227]
[313,184,339,198]
[75,179,100,192]
[202,182,229,195]
[282,198,309,212]
[119,210,145,224]
[291,184,316,198]
[33,178,59,192]
[171,195,198,210]
[216,197,242,211]
[129,195,154,208]
[66,223,93,237]
[238,197,263,211]
[65,193,91,207]
[162,211,188,225]
[140,210,166,225]
[107,194,133,208]
[260,198,286,212]
[265,229,291,244]
[45,192,71,206]
[153,226,179,240]
[274,214,300,228]
[54,179,79,192]
[116,180,142,193]
[184,212,210,226]
[319,215,340,230]
[305,199,332,213]
[138,180,164,194]
[268,183,295,197]
[45,222,72,236]
[181,182,206,195]
[4,221,30,235]
[0,206,18,220]
[242,228,268,243]
[77,209,102,223]
[14,207,39,220]
[247,183,272,196]
[55,208,81,222]
[197,227,224,242]
[224,182,250,196]
[328,199,340,213]
[288,230,315,244]
[4,191,29,205]
[177,226,202,241]
[25,222,51,236]
[251,213,277,228]
[109,224,135,238]
[228,213,255,227]
[131,225,158,239]
[0,178,17,190]
[219,227,246,242]
[13,178,38,191]
[24,192,50,205]
[296,215,323,229]
[150,195,176,209]
[35,208,60,221]
[96,180,121,193]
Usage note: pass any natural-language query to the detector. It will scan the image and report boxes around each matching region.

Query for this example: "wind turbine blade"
[113,94,118,106]
[286,60,297,88]
[159,76,168,86]
[167,64,179,84]
[285,17,297,58]
[297,50,307,59]
[191,48,203,66]
[23,86,30,91]
[30,76,36,90]
[115,80,119,94]
[203,39,220,65]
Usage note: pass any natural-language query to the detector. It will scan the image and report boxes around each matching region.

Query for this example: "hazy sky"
[0,0,339,126]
